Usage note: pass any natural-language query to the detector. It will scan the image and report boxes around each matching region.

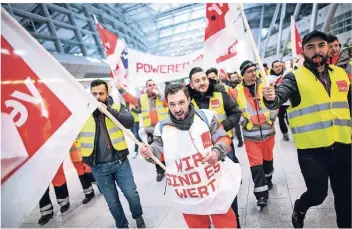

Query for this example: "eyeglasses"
[245,68,257,75]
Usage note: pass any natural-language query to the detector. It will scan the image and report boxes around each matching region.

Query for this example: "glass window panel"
[73,15,89,30]
[61,40,83,54]
[54,25,79,41]
[69,4,84,15]
[35,38,57,53]
[47,6,71,24]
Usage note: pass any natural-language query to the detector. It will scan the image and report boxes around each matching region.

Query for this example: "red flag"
[1,9,98,227]
[95,16,128,87]
[291,16,302,58]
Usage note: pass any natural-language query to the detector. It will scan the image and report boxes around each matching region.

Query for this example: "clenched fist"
[202,151,219,165]
[262,84,276,101]
[140,143,153,159]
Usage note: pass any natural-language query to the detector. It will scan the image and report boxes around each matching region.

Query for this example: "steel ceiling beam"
[261,3,281,58]
[322,3,338,33]
[280,3,301,60]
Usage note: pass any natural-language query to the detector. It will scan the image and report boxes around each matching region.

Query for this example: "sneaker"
[257,197,268,207]
[267,180,273,190]
[136,216,146,228]
[60,202,70,213]
[237,141,243,147]
[292,200,306,228]
[283,133,289,141]
[82,192,95,204]
[38,213,54,225]
[133,151,138,158]
[156,173,165,182]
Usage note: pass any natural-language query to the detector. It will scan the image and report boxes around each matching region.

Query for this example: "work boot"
[267,180,273,190]
[136,216,146,228]
[257,197,268,208]
[292,200,306,228]
[156,173,165,182]
[237,141,243,147]
[60,202,70,213]
[38,213,54,226]
[82,191,95,204]
[283,133,289,141]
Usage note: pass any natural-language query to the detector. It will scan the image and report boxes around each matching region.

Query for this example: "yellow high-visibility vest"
[79,103,128,157]
[235,82,274,140]
[191,92,232,138]
[287,65,351,149]
[129,104,140,123]
[140,93,168,127]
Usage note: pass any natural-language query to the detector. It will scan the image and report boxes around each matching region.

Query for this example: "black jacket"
[264,63,352,113]
[187,79,241,132]
[83,96,134,166]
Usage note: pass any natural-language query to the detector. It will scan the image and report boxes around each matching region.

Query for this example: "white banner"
[128,49,205,86]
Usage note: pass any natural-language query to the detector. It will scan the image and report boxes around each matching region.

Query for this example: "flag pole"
[238,4,268,84]
[99,105,167,170]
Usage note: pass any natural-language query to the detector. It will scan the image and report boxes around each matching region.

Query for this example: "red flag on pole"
[291,16,303,58]
[204,3,252,68]
[94,16,129,87]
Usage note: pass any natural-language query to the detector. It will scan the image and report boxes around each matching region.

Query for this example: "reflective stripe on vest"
[140,93,168,127]
[235,82,274,140]
[287,102,349,119]
[287,65,351,149]
[79,103,128,157]
[191,92,232,138]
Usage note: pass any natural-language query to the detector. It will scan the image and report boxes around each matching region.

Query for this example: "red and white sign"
[95,17,129,88]
[1,9,98,228]
[204,3,250,67]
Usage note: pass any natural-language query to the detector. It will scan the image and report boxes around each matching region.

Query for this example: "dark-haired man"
[80,79,146,228]
[188,67,242,227]
[140,83,241,228]
[263,30,351,228]
[118,79,168,182]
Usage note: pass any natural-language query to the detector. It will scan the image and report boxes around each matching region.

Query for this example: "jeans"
[92,159,143,228]
[132,122,142,152]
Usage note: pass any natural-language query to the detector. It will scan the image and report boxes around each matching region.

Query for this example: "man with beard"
[269,60,290,141]
[118,79,168,181]
[80,79,146,228]
[139,83,241,228]
[229,72,242,89]
[262,30,351,228]
[188,67,242,227]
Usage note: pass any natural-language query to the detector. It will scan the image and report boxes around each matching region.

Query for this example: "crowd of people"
[38,30,351,228]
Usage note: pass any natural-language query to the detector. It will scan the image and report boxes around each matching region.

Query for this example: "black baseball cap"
[302,30,328,47]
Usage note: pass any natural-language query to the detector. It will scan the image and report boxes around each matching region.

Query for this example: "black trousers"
[278,105,289,134]
[234,124,243,144]
[296,143,351,228]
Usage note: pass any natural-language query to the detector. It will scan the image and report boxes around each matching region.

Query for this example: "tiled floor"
[20,124,337,228]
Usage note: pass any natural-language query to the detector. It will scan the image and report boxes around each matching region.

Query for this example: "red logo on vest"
[211,99,220,108]
[201,131,212,149]
[336,80,348,92]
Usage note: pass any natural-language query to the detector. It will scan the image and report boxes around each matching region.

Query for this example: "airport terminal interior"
[1,2,351,229]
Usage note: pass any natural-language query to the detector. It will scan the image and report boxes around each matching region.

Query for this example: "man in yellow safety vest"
[263,30,351,228]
